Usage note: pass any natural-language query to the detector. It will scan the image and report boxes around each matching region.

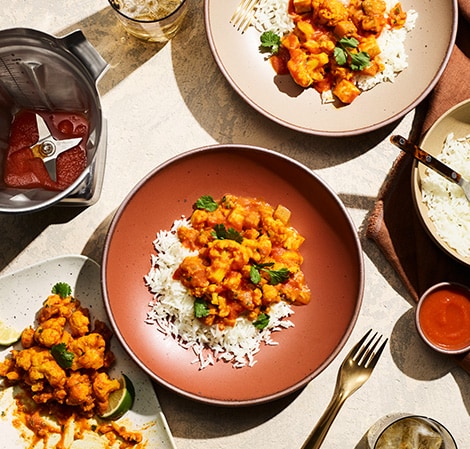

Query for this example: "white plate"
[204,0,457,136]
[0,255,176,449]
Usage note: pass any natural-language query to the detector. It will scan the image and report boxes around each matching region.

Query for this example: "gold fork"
[230,0,260,33]
[301,329,388,449]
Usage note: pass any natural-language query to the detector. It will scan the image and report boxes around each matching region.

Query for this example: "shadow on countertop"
[154,381,302,441]
[169,1,402,170]
[48,1,404,170]
[359,207,470,417]
[58,6,168,97]
[0,206,87,272]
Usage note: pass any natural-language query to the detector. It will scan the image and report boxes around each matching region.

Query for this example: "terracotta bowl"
[102,144,364,405]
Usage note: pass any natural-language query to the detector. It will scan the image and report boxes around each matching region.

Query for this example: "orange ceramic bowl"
[416,282,470,355]
[102,144,364,405]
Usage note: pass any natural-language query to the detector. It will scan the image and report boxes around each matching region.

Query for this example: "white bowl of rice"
[412,99,470,266]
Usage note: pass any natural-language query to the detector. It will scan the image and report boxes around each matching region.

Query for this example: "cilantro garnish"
[268,267,291,284]
[253,313,270,330]
[194,298,210,318]
[195,195,218,212]
[250,263,291,285]
[260,31,281,54]
[334,37,370,71]
[50,343,74,369]
[211,224,243,243]
[51,282,72,299]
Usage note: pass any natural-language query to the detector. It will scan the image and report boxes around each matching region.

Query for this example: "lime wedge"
[99,374,135,420]
[0,319,22,346]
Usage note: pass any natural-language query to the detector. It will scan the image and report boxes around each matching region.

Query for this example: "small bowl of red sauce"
[416,282,470,354]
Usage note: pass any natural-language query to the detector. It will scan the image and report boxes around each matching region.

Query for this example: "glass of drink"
[108,0,188,42]
[368,414,457,449]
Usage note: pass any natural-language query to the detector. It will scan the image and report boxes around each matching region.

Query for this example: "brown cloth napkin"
[366,0,470,373]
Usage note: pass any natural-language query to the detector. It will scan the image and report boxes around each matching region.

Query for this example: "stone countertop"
[0,1,468,448]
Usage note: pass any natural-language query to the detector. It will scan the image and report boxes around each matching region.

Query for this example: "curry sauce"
[174,194,311,330]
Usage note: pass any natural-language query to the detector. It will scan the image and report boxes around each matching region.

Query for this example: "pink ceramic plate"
[102,145,364,405]
[204,0,457,136]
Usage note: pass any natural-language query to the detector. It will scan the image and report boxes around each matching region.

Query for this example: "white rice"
[253,0,295,35]
[253,0,418,96]
[421,133,470,258]
[144,218,295,370]
[356,8,418,91]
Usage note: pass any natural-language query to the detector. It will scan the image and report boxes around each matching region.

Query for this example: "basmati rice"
[356,8,418,91]
[253,0,418,98]
[253,0,295,35]
[144,218,295,370]
[421,133,470,258]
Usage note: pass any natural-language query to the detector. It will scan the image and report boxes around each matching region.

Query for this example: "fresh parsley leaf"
[194,298,210,318]
[253,313,270,330]
[260,31,281,54]
[211,224,243,243]
[50,343,74,369]
[334,37,370,71]
[250,263,290,285]
[51,282,72,299]
[195,195,218,212]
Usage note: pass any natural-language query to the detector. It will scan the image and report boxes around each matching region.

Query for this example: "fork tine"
[366,337,388,370]
[349,329,387,369]
[355,330,388,368]
[230,0,259,33]
[230,0,250,23]
[348,328,372,360]
[356,331,380,363]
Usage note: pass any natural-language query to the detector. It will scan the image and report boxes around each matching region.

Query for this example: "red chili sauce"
[418,284,470,351]
[3,109,89,191]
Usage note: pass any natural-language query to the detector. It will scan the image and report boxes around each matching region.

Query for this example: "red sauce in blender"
[3,109,89,191]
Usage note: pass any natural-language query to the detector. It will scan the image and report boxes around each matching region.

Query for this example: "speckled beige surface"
[0,1,468,448]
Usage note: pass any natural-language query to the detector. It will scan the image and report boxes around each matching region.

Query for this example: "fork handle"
[300,393,346,449]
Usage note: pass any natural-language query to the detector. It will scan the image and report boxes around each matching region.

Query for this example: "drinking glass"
[108,0,188,42]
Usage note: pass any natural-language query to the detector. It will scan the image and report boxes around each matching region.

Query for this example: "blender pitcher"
[0,28,108,213]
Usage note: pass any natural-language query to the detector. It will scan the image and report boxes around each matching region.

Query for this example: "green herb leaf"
[50,343,74,369]
[253,313,270,330]
[194,298,210,318]
[338,36,360,48]
[350,51,371,71]
[211,224,243,243]
[51,282,72,299]
[250,265,262,284]
[251,263,290,285]
[267,267,290,285]
[334,37,370,71]
[260,31,281,54]
[333,47,347,66]
[195,195,218,212]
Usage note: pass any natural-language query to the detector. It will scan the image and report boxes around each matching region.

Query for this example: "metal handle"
[300,393,346,449]
[61,30,108,82]
[390,135,461,185]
